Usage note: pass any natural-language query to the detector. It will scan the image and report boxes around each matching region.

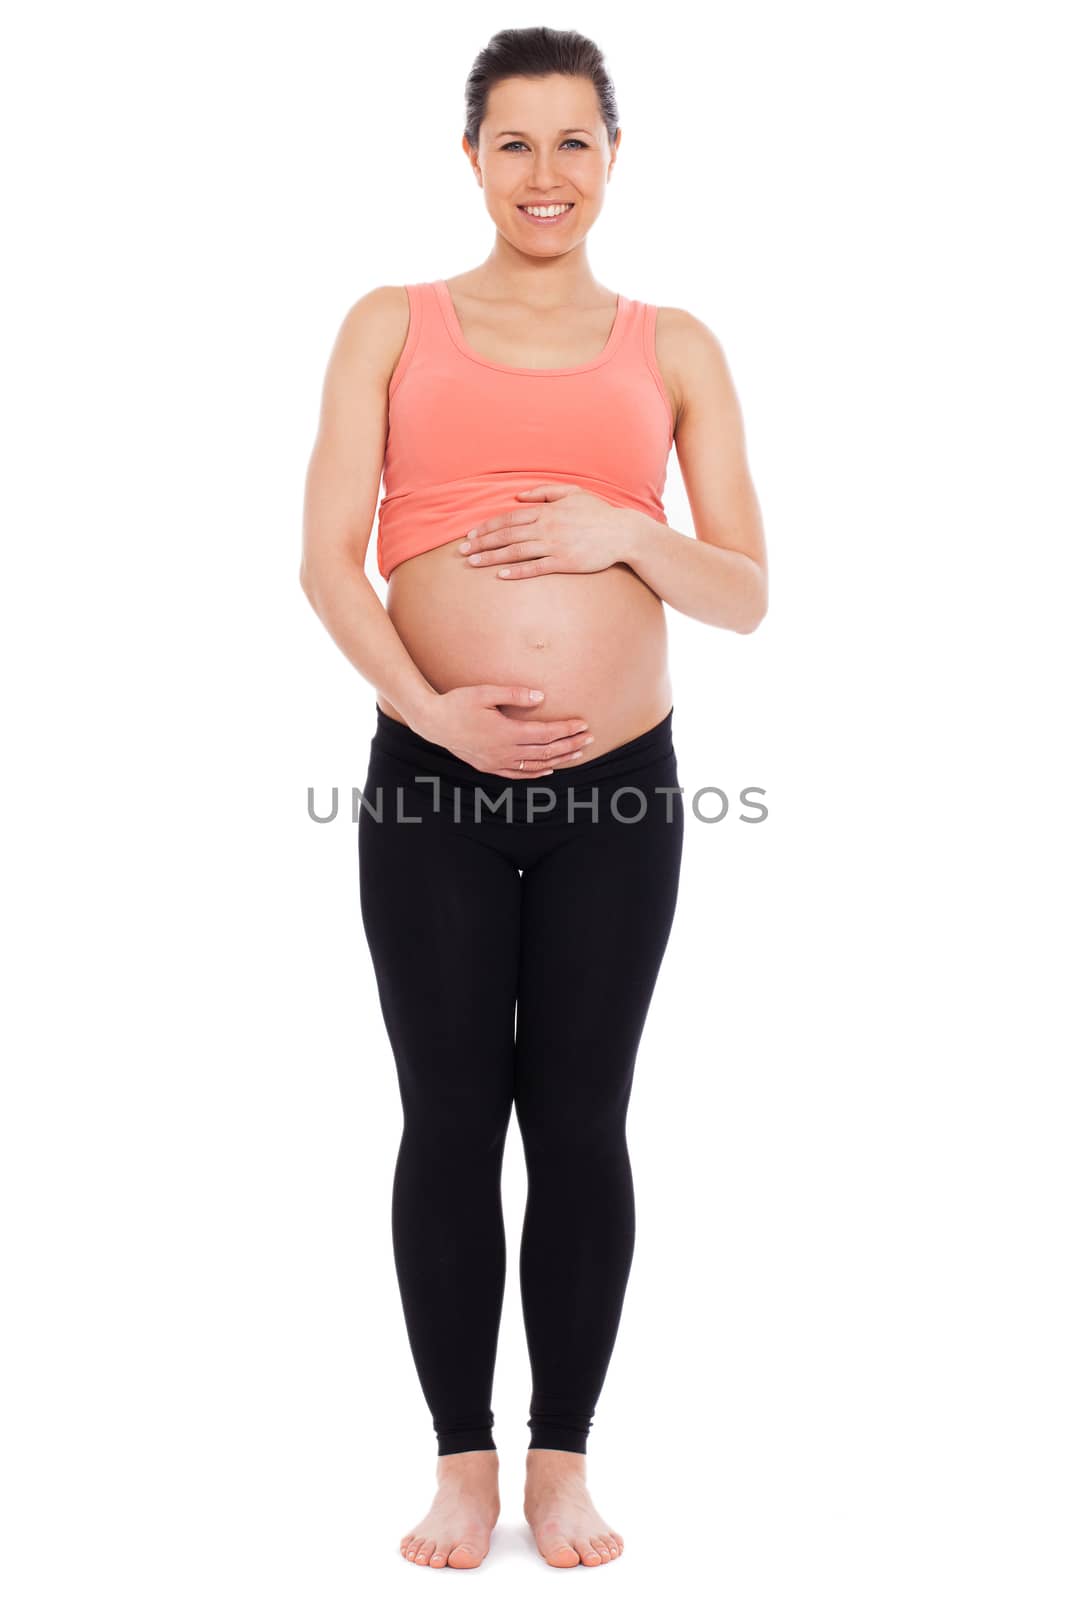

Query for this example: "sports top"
[375,279,675,580]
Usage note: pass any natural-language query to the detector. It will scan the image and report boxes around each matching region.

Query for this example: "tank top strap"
[613,294,647,364]
[625,296,653,351]
[634,298,673,438]
[389,281,461,399]
[418,280,458,351]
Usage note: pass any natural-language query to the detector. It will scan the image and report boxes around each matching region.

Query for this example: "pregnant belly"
[376,540,673,759]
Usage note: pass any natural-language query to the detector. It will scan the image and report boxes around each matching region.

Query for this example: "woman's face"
[464,73,619,255]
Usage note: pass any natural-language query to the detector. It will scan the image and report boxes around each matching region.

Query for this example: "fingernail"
[530,690,544,701]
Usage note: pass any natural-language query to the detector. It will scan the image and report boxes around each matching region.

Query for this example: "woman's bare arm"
[299,286,443,730]
[617,307,768,632]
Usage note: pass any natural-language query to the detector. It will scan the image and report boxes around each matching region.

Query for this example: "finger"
[461,524,540,555]
[485,686,549,707]
[460,511,539,546]
[467,540,549,567]
[495,556,558,578]
[513,717,591,743]
[488,766,556,779]
[536,732,595,760]
[509,732,593,764]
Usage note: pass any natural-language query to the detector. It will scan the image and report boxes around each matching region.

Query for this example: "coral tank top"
[374,279,675,580]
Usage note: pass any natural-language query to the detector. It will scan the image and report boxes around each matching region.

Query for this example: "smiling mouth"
[517,203,576,221]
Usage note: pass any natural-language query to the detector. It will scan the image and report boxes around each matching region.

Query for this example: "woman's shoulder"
[337,283,415,344]
[649,302,724,355]
[644,304,728,431]
[327,285,417,391]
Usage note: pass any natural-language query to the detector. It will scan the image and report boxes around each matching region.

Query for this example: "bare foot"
[524,1448,624,1568]
[399,1448,501,1569]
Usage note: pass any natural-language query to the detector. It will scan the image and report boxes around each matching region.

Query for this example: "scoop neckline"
[432,279,628,376]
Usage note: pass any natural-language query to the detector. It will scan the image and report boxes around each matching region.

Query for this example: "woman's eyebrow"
[495,127,595,138]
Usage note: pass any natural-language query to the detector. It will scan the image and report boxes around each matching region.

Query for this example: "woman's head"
[462,28,621,255]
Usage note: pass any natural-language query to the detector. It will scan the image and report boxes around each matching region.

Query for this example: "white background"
[3,1,1064,1594]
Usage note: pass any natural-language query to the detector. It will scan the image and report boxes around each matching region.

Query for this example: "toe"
[544,1539,581,1568]
[447,1541,484,1568]
[577,1540,602,1565]
[428,1545,449,1567]
[592,1537,612,1561]
[414,1540,432,1564]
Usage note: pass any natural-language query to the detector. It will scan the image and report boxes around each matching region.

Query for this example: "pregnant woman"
[300,26,767,1572]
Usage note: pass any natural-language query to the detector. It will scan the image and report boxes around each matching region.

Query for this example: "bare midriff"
[376,538,673,762]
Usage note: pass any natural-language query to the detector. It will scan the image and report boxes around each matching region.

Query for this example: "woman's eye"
[501,140,588,152]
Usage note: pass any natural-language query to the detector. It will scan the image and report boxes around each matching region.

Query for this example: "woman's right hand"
[412,685,594,778]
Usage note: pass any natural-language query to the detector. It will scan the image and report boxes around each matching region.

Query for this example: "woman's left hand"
[456,485,635,578]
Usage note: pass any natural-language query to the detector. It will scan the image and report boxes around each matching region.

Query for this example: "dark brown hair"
[463,27,620,149]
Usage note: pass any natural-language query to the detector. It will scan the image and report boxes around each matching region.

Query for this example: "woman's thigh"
[514,796,685,1135]
[358,798,523,1125]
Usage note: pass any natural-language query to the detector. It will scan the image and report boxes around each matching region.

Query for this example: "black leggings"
[357,705,684,1455]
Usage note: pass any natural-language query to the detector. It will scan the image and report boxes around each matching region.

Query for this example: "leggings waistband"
[371,704,675,789]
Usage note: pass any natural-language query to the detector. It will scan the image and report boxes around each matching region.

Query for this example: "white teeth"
[520,204,573,217]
